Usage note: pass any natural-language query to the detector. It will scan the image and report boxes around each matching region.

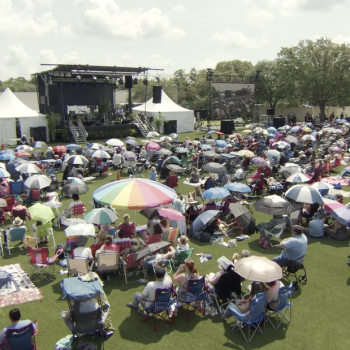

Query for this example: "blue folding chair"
[9,180,24,195]
[266,282,293,330]
[227,292,267,343]
[180,276,211,321]
[5,227,27,255]
[141,285,178,332]
[2,321,38,350]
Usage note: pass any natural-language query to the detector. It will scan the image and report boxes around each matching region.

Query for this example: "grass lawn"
[1,131,350,350]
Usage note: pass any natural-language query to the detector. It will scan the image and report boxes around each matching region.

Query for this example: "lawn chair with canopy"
[60,277,111,348]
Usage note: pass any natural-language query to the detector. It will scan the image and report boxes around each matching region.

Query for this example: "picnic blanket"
[0,264,42,307]
[321,177,349,186]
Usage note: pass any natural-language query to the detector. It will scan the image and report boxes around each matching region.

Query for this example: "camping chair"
[1,196,15,212]
[1,321,38,350]
[140,285,178,332]
[5,227,27,255]
[27,246,61,281]
[114,239,131,253]
[65,235,80,256]
[33,223,56,248]
[172,248,194,269]
[236,171,249,183]
[47,180,60,192]
[71,204,86,217]
[11,207,30,225]
[105,227,117,237]
[224,292,267,343]
[120,252,146,284]
[266,282,293,330]
[262,223,286,247]
[9,180,24,195]
[95,252,120,276]
[46,167,57,177]
[179,276,211,321]
[162,227,179,246]
[67,258,90,277]
[10,172,21,181]
[23,189,42,202]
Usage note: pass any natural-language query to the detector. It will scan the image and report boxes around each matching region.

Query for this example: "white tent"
[0,88,48,143]
[133,91,194,133]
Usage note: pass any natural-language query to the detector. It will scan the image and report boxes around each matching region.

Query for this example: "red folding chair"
[71,204,86,217]
[120,252,146,284]
[144,234,162,246]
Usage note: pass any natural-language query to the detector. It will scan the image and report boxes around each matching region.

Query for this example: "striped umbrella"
[66,155,89,165]
[24,174,52,189]
[86,143,103,150]
[202,187,230,200]
[84,208,119,225]
[286,173,312,183]
[92,178,177,209]
[224,183,252,193]
[285,185,323,204]
[15,145,33,152]
[311,182,333,196]
[323,198,344,213]
[91,150,111,159]
[331,207,350,226]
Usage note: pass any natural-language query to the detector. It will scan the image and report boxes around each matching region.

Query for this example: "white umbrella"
[24,174,52,189]
[0,163,5,169]
[15,163,41,174]
[285,184,324,204]
[88,143,103,150]
[159,136,173,142]
[301,135,316,142]
[65,224,96,237]
[273,141,290,149]
[0,168,10,178]
[91,150,111,159]
[146,131,160,138]
[15,145,33,152]
[66,155,89,165]
[106,139,124,147]
[234,256,282,282]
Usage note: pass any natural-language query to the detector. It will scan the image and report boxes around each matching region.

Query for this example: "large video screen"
[211,83,255,120]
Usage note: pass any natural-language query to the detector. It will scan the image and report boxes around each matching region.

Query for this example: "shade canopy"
[61,277,105,301]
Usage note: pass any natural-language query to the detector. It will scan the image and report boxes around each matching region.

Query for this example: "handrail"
[78,119,88,140]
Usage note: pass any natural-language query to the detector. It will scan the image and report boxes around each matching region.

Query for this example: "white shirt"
[73,247,92,260]
[69,200,83,208]
[234,168,243,178]
[142,275,172,302]
[113,154,122,166]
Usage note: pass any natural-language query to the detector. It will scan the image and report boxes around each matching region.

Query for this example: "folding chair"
[237,171,249,183]
[71,204,86,217]
[262,223,286,247]
[27,246,61,281]
[23,189,42,202]
[172,249,194,269]
[225,292,267,343]
[11,208,30,224]
[180,276,211,321]
[162,227,179,246]
[266,282,293,330]
[2,320,38,350]
[67,258,90,277]
[141,285,178,332]
[95,252,119,276]
[10,172,21,181]
[120,252,146,284]
[10,180,24,195]
[5,227,27,255]
[34,223,56,248]
[144,234,162,246]
[1,196,15,212]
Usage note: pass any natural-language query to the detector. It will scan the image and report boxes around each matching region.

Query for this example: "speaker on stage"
[125,76,133,89]
[30,127,47,142]
[220,120,235,134]
[153,86,162,104]
[273,117,285,129]
[267,108,275,116]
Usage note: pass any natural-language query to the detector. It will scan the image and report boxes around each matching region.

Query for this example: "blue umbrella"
[200,144,212,150]
[216,140,227,148]
[191,210,220,234]
[267,127,277,134]
[224,183,252,193]
[310,182,333,196]
[0,154,15,161]
[290,127,300,133]
[331,207,350,226]
[0,149,15,154]
[66,144,82,151]
[124,139,139,147]
[202,187,230,200]
[207,130,215,135]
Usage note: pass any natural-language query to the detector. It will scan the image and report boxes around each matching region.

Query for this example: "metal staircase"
[68,118,88,144]
[133,116,155,137]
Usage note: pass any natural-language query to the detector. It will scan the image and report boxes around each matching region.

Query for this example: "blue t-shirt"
[282,234,308,261]
[307,218,324,238]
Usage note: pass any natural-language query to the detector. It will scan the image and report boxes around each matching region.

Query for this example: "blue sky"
[1,0,349,79]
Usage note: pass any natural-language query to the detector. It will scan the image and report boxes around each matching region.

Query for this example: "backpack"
[200,231,211,243]
[259,236,271,249]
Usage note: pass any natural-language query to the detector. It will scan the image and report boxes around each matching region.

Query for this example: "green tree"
[214,59,254,75]
[153,112,166,133]
[277,38,350,119]
[0,77,36,92]
[254,60,293,108]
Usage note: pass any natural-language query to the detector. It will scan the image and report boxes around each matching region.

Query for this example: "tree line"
[2,38,350,119]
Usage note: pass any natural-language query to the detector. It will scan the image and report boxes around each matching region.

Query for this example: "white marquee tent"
[0,87,48,143]
[133,91,194,133]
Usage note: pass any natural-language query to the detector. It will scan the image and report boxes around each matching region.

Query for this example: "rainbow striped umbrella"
[93,178,177,209]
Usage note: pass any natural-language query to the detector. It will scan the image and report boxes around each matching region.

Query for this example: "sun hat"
[186,198,198,204]
[13,217,23,226]
[76,235,89,247]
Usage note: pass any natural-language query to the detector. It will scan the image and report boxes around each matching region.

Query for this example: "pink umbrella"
[15,152,31,157]
[158,208,185,221]
[323,198,345,213]
[146,142,161,151]
[251,157,268,166]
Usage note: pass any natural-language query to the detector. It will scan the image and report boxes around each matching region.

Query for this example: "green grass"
[1,133,350,350]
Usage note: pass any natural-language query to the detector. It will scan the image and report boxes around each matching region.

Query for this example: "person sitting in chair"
[0,308,37,345]
[272,225,308,267]
[231,165,243,182]
[189,167,200,183]
[72,235,93,263]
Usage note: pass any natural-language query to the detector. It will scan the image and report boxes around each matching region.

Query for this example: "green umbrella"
[28,203,55,224]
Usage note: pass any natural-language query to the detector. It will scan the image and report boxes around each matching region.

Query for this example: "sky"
[1,0,350,80]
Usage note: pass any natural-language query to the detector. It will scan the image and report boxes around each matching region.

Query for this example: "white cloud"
[60,25,78,38]
[61,52,81,64]
[38,50,58,64]
[33,0,54,6]
[142,54,173,69]
[3,45,34,66]
[73,0,186,39]
[171,4,186,12]
[210,29,269,49]
[332,35,350,45]
[0,0,58,37]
